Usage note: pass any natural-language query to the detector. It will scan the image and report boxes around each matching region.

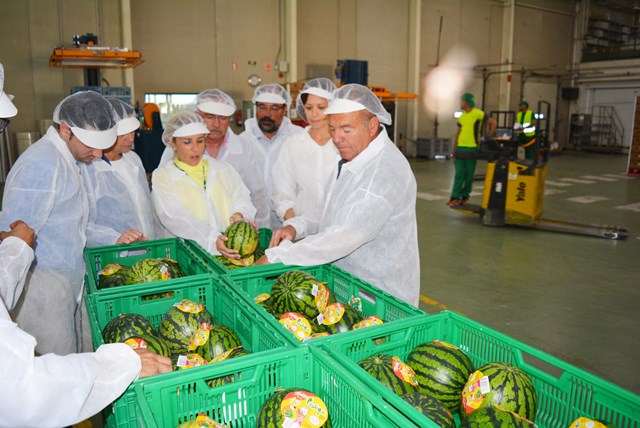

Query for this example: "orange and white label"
[229,255,255,267]
[316,302,344,326]
[176,353,208,370]
[280,390,329,428]
[254,293,270,303]
[352,316,384,330]
[462,370,491,414]
[433,340,460,350]
[311,283,331,311]
[209,346,243,363]
[392,356,419,386]
[124,337,147,350]
[569,417,608,428]
[188,322,212,351]
[175,299,205,314]
[159,263,170,280]
[279,312,312,341]
[193,413,229,428]
[99,263,123,276]
[349,296,363,314]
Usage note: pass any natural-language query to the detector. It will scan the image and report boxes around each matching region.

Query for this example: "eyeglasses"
[256,104,285,113]
[203,114,231,122]
[0,118,10,134]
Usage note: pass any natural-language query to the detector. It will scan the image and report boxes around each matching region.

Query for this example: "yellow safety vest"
[516,110,536,137]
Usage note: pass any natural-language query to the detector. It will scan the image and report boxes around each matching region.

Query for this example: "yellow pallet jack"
[450,101,628,240]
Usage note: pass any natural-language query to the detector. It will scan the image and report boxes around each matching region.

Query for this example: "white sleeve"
[266,191,393,266]
[282,211,322,240]
[83,171,120,247]
[0,237,35,311]
[222,165,257,222]
[0,322,140,428]
[151,169,219,253]
[270,140,298,221]
[240,148,270,228]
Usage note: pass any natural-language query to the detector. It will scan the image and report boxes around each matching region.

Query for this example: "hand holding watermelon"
[133,347,172,378]
[216,235,240,259]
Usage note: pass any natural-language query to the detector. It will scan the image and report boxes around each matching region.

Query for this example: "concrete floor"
[412,152,640,395]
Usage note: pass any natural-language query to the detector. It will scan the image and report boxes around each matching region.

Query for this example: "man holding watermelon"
[255,84,420,306]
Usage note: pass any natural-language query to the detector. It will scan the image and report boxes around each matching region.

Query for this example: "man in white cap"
[255,84,420,306]
[0,64,171,427]
[0,90,118,355]
[240,83,304,229]
[159,89,270,228]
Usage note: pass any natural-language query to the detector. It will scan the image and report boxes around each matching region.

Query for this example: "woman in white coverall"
[0,90,118,355]
[0,64,171,428]
[257,85,420,306]
[152,111,256,255]
[271,78,340,240]
[82,98,157,247]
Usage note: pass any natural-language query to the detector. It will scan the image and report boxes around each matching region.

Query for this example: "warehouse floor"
[412,151,640,395]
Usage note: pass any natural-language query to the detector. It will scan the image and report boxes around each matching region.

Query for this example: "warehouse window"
[144,93,197,126]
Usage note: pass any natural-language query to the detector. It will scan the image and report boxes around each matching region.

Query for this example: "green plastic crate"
[134,346,414,428]
[84,238,212,296]
[186,227,282,276]
[85,275,292,427]
[322,311,640,428]
[223,263,426,347]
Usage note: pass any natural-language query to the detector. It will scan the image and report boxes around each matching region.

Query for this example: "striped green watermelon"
[102,313,156,343]
[256,389,332,428]
[158,300,216,357]
[270,270,335,320]
[206,347,251,387]
[160,258,185,278]
[214,255,242,270]
[405,340,474,413]
[225,221,259,257]
[97,263,131,289]
[401,392,455,428]
[460,405,536,427]
[128,258,176,283]
[358,354,419,396]
[254,245,266,259]
[321,303,363,335]
[460,362,537,422]
[197,324,242,361]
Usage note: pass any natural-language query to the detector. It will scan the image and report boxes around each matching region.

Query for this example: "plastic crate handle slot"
[117,248,148,258]
[357,289,377,305]
[137,290,176,302]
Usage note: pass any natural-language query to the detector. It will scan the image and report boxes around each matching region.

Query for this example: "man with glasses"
[160,89,270,227]
[240,83,304,229]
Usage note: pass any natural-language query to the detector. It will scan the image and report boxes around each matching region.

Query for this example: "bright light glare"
[453,111,462,118]
[534,113,545,119]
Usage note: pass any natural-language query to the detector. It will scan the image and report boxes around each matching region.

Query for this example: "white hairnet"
[52,91,118,149]
[252,83,291,106]
[296,78,336,122]
[161,110,210,146]
[325,84,392,125]
[0,63,18,118]
[108,98,140,136]
[197,89,236,117]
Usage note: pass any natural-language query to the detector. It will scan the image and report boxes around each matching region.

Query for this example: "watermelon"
[197,324,242,361]
[270,270,334,319]
[254,245,266,259]
[321,303,363,335]
[102,313,156,343]
[214,255,242,270]
[256,389,332,428]
[161,258,185,278]
[358,354,419,396]
[224,221,259,257]
[461,362,537,422]
[401,392,455,428]
[158,300,216,357]
[405,340,474,413]
[460,405,535,427]
[128,258,176,283]
[97,263,131,289]
[205,347,251,387]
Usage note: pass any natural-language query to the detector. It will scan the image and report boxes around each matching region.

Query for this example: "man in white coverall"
[159,89,271,228]
[239,83,304,229]
[0,63,171,428]
[255,84,420,306]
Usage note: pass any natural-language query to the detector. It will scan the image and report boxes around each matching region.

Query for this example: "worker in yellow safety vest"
[515,100,536,159]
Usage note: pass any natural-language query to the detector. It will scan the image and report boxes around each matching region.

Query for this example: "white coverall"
[0,127,90,355]
[81,151,157,247]
[158,129,270,228]
[0,236,141,428]
[152,155,256,254]
[271,128,340,238]
[265,130,420,306]
[239,117,304,229]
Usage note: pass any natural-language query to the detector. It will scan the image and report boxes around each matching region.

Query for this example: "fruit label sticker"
[280,390,329,428]
[462,370,491,414]
[99,263,123,276]
[316,302,344,326]
[352,315,384,330]
[175,299,205,314]
[306,332,331,341]
[229,255,255,267]
[193,413,229,428]
[159,264,170,280]
[433,340,459,350]
[124,337,147,350]
[569,417,608,428]
[188,322,212,351]
[209,346,243,363]
[392,356,419,386]
[311,283,331,311]
[279,312,312,341]
[176,353,208,370]
[349,296,363,315]
[254,293,270,303]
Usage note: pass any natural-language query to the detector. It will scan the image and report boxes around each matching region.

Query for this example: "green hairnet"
[461,93,475,108]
